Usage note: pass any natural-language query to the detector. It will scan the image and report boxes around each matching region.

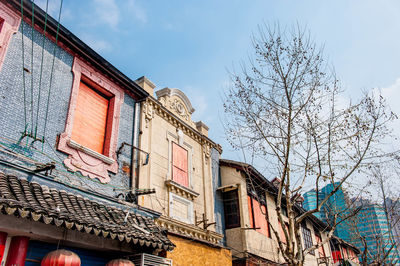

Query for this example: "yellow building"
[135,77,232,266]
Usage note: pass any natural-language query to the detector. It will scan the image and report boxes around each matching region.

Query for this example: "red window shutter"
[279,221,287,244]
[172,143,188,187]
[252,198,270,237]
[315,234,326,257]
[71,82,109,154]
[248,196,254,228]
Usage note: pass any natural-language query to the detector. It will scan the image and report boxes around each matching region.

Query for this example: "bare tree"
[348,166,400,266]
[223,24,396,266]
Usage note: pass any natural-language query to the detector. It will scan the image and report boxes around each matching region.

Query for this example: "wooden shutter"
[279,221,287,243]
[315,233,326,258]
[172,143,188,187]
[248,195,254,228]
[252,198,270,237]
[71,82,109,154]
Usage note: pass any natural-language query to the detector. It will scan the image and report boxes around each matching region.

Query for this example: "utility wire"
[42,0,63,143]
[30,0,35,135]
[20,0,27,129]
[35,0,49,139]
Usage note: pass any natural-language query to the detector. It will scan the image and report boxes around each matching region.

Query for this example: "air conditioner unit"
[129,253,173,266]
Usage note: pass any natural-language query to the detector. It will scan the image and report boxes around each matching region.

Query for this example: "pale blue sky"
[37,0,400,162]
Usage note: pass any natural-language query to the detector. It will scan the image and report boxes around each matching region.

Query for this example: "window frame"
[222,189,241,229]
[0,2,21,71]
[248,194,271,237]
[169,192,194,224]
[315,231,326,258]
[171,141,189,187]
[58,57,124,183]
[302,225,314,255]
[166,130,193,188]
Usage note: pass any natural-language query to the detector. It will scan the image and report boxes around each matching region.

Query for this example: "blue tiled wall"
[0,21,136,199]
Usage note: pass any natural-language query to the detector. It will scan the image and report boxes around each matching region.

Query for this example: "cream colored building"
[219,159,333,266]
[135,77,231,266]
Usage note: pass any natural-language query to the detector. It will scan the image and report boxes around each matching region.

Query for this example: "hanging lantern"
[41,249,81,266]
[106,259,135,266]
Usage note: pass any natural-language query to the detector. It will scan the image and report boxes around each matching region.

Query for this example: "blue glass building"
[303,182,351,241]
[303,184,400,264]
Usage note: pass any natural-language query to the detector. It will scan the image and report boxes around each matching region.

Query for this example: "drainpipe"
[131,102,141,202]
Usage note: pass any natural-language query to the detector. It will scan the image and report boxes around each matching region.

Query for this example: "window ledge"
[165,180,199,200]
[68,140,115,165]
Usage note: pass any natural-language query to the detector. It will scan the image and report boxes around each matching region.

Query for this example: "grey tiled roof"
[0,172,174,251]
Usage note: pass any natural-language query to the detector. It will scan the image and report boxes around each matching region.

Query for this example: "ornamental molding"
[0,2,21,72]
[165,180,199,200]
[142,98,222,154]
[156,215,223,245]
[58,57,123,183]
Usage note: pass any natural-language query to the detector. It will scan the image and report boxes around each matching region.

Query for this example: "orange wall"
[166,235,232,266]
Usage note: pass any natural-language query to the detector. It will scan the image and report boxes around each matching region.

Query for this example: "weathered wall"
[211,148,225,236]
[138,96,216,229]
[220,164,332,265]
[166,235,232,266]
[0,20,136,198]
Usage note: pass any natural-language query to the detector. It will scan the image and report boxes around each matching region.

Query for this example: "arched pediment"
[155,88,195,122]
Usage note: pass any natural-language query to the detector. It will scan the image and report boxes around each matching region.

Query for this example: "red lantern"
[41,249,81,266]
[106,259,135,266]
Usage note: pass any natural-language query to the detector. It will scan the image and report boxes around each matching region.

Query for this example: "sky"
[36,0,400,167]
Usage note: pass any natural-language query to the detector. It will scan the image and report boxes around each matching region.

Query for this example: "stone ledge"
[165,180,199,200]
[156,215,223,246]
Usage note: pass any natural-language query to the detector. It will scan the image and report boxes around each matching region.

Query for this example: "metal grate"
[129,253,172,266]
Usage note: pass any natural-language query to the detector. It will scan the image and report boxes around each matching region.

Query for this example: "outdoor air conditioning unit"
[129,253,173,266]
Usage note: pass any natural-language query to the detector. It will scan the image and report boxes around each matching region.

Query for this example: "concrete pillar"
[0,232,7,264]
[6,236,29,266]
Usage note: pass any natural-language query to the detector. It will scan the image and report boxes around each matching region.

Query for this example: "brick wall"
[0,21,136,198]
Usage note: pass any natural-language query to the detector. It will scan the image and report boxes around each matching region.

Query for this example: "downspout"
[131,102,141,202]
[201,140,208,226]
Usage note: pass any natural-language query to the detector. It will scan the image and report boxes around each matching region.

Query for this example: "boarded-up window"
[172,143,188,187]
[71,82,109,154]
[279,221,288,244]
[342,247,348,259]
[248,195,270,237]
[170,193,193,224]
[315,232,326,258]
[223,189,240,229]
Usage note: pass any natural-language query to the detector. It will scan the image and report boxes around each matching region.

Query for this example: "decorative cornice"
[165,180,199,200]
[156,215,223,245]
[143,97,223,154]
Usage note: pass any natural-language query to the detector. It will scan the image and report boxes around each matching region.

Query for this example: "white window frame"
[166,130,193,188]
[169,192,194,224]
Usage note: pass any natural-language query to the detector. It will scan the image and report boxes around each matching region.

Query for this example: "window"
[248,195,270,237]
[172,142,188,187]
[169,193,193,224]
[279,221,289,244]
[71,81,109,154]
[302,225,314,255]
[58,57,124,183]
[315,232,326,258]
[223,190,240,229]
[0,2,21,71]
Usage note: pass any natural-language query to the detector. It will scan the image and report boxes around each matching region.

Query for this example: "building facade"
[387,197,400,257]
[352,200,400,265]
[219,159,336,266]
[0,0,174,264]
[135,77,232,266]
[303,183,352,242]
